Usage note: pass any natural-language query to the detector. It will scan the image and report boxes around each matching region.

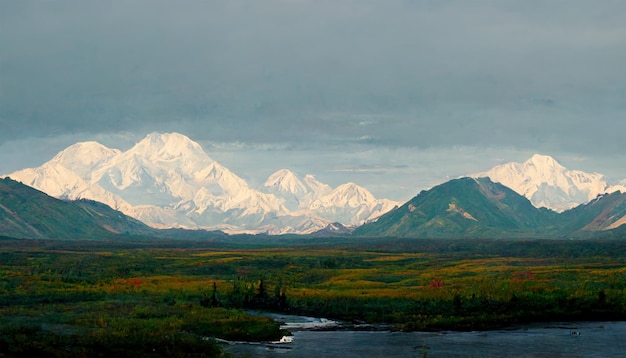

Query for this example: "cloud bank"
[1,1,625,199]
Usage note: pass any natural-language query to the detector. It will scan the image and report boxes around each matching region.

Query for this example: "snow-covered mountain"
[4,132,398,234]
[263,169,332,211]
[263,171,398,225]
[472,154,626,212]
[309,182,399,225]
[7,142,133,213]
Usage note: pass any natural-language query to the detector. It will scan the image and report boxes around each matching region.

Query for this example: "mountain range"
[3,174,625,241]
[472,154,626,212]
[4,133,397,234]
[354,177,626,238]
[4,132,626,236]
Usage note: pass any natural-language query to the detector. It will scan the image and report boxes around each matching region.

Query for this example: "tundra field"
[1,237,626,356]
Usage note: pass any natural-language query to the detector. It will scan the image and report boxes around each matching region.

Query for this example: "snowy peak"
[50,141,120,179]
[132,132,209,159]
[473,154,622,212]
[521,154,570,183]
[264,170,333,199]
[261,170,335,212]
[303,174,333,195]
[320,182,377,207]
[261,170,399,226]
[4,157,134,213]
[6,162,92,199]
[126,132,213,174]
[309,182,400,225]
[525,154,565,171]
[488,154,569,186]
[89,132,219,201]
[264,169,309,197]
[196,161,250,194]
[53,141,119,159]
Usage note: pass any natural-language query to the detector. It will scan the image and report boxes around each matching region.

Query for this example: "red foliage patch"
[512,271,534,282]
[430,278,444,288]
[126,278,142,286]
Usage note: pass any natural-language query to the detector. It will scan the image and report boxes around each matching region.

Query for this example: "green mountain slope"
[354,177,560,238]
[0,178,156,240]
[559,191,626,233]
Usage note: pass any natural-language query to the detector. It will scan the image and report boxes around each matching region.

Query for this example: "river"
[222,314,626,357]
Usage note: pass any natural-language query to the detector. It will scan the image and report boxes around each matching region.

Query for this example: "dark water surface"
[222,315,626,357]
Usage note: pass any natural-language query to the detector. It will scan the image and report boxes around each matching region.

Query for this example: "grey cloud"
[1,0,625,159]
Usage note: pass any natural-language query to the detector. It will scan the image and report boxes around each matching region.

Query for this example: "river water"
[222,314,626,357]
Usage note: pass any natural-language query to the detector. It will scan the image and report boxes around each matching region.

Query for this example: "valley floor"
[1,236,626,356]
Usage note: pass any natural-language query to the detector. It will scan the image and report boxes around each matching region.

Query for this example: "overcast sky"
[1,0,625,201]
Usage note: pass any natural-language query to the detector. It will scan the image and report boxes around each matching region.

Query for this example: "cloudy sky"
[1,0,625,201]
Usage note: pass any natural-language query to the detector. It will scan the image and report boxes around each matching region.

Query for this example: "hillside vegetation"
[0,178,156,240]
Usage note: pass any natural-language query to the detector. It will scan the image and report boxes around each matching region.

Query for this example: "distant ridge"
[4,132,398,234]
[311,222,354,237]
[473,154,626,212]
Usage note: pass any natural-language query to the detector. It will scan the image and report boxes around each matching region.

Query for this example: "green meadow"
[1,237,626,356]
